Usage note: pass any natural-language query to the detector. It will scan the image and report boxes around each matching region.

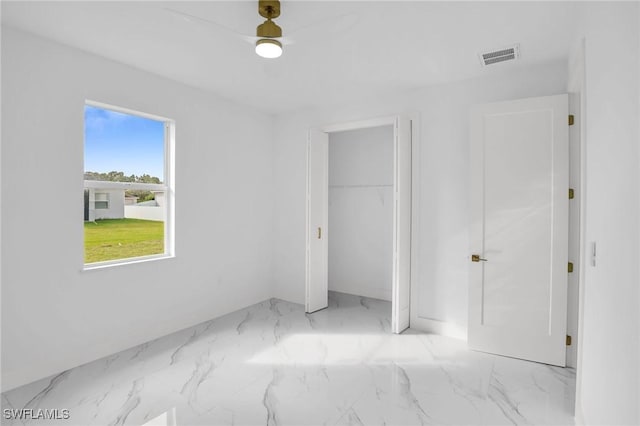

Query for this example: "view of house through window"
[84,103,172,265]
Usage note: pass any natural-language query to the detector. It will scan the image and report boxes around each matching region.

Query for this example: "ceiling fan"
[164,1,358,60]
[164,0,285,59]
[255,0,284,58]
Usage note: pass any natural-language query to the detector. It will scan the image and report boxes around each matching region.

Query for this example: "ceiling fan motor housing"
[257,19,282,38]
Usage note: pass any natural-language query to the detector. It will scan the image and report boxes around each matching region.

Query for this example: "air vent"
[479,44,520,66]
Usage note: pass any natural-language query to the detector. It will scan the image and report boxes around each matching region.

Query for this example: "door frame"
[305,114,417,333]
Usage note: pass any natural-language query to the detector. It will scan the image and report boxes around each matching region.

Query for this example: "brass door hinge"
[569,188,575,199]
[568,262,574,273]
[568,115,575,126]
[317,227,322,239]
[566,335,572,346]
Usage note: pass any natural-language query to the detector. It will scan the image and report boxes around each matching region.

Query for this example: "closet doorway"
[306,116,412,333]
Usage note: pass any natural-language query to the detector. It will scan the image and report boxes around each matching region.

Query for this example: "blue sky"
[84,105,165,181]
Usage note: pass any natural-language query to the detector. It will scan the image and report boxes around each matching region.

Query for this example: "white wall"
[273,60,568,336]
[93,189,125,220]
[1,28,274,391]
[154,191,165,207]
[328,126,394,301]
[575,3,640,425]
[124,205,165,222]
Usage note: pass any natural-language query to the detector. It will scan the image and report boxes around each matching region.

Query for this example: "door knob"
[471,254,487,262]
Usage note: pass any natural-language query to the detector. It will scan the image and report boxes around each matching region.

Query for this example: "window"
[84,102,174,267]
[94,193,109,209]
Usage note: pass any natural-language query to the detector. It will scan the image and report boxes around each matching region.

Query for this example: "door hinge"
[566,335,572,346]
[568,262,574,273]
[568,115,575,126]
[569,188,575,199]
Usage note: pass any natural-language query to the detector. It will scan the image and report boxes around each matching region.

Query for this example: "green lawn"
[84,219,164,264]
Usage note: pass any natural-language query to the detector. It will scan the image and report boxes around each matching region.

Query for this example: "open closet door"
[392,116,412,333]
[306,129,329,313]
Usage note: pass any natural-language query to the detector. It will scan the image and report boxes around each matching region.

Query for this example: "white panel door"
[392,117,412,333]
[469,95,569,366]
[306,129,329,313]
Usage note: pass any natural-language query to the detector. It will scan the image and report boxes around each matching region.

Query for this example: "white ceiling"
[1,1,583,114]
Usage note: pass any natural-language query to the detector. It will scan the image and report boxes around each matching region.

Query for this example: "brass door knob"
[471,254,488,262]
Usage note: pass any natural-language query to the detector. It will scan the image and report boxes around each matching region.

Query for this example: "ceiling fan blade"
[164,7,256,45]
[286,13,359,44]
[279,36,295,46]
[164,6,298,50]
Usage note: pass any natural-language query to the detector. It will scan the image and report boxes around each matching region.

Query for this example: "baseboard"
[410,316,467,341]
[328,285,391,302]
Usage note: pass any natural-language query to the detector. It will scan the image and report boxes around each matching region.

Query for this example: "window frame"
[83,100,175,270]
[94,192,109,209]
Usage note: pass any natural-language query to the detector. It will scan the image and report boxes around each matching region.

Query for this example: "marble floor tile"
[2,292,575,425]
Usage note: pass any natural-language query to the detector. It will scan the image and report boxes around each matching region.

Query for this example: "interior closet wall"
[328,126,394,301]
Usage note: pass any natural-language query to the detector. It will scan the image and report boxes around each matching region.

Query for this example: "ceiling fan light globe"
[256,39,282,59]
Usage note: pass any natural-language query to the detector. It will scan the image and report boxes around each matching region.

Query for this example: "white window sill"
[82,253,175,271]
